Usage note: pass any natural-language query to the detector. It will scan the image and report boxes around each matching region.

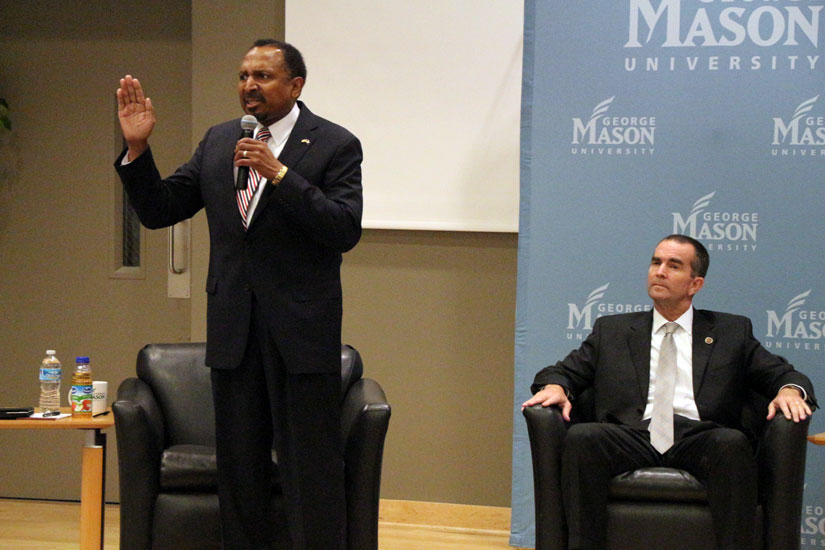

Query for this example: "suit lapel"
[691,309,716,397]
[224,129,242,183]
[278,102,317,168]
[627,312,653,405]
[250,102,318,225]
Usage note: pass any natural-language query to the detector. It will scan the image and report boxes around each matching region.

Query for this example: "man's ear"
[689,276,704,297]
[290,77,305,100]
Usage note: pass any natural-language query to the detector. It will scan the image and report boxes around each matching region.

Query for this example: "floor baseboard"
[379,499,511,532]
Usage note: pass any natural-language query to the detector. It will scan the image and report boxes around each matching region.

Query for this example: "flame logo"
[785,290,812,315]
[584,283,610,308]
[589,97,616,123]
[689,191,715,218]
[790,95,819,124]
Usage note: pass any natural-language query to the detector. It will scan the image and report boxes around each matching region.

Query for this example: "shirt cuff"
[120,148,147,165]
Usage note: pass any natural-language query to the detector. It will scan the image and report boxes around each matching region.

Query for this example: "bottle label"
[70,385,94,413]
[40,367,62,382]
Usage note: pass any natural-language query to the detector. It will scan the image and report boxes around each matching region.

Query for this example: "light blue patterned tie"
[650,322,678,453]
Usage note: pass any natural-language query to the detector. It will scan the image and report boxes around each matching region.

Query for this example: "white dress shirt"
[643,307,701,421]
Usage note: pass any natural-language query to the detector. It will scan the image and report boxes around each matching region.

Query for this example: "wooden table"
[808,433,825,446]
[0,408,114,550]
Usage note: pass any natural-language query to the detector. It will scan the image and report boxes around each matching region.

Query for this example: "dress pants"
[211,304,346,550]
[561,422,757,550]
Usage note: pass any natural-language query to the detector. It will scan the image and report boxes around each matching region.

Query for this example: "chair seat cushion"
[160,445,279,491]
[608,467,707,502]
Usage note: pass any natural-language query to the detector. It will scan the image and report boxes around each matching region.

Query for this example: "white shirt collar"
[255,102,300,149]
[652,306,693,336]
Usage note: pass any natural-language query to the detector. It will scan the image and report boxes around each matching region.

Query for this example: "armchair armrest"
[341,378,391,550]
[113,377,166,550]
[523,404,569,550]
[116,376,166,450]
[757,414,810,550]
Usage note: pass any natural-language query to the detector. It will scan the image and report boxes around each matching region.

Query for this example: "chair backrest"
[136,343,364,447]
[340,344,364,395]
[137,342,215,447]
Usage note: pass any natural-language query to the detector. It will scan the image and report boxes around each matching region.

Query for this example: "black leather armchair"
[523,389,809,550]
[113,343,391,550]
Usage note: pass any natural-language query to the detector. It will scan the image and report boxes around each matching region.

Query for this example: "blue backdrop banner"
[511,1,825,547]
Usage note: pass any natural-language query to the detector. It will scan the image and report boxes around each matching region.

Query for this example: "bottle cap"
[76,356,90,364]
[46,350,56,355]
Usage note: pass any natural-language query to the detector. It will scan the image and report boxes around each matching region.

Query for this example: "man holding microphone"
[116,38,363,550]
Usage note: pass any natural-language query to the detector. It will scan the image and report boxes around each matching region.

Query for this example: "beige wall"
[342,230,517,505]
[0,1,517,508]
[0,1,193,499]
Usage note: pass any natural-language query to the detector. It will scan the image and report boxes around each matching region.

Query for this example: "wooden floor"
[0,499,518,550]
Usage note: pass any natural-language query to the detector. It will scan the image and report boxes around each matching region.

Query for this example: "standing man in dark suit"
[115,38,362,550]
[522,234,816,550]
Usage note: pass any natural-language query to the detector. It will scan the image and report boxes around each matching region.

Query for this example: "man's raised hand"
[117,75,155,160]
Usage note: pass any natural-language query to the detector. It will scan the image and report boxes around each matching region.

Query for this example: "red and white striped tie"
[236,127,272,229]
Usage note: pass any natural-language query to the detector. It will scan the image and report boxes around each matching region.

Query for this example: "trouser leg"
[211,306,345,550]
[562,423,659,550]
[255,313,346,550]
[667,428,757,550]
[211,329,276,550]
[265,367,345,550]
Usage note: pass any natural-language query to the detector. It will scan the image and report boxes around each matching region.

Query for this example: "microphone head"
[240,115,258,131]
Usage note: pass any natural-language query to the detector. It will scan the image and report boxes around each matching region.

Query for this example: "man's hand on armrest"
[521,384,573,421]
[767,386,812,423]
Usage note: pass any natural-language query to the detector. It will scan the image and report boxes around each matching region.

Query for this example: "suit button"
[243,284,250,292]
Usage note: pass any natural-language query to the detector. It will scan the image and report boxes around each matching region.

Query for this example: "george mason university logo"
[571,97,656,155]
[626,0,822,49]
[671,192,758,252]
[766,290,825,343]
[624,0,823,73]
[772,95,825,155]
[568,283,611,331]
[566,284,650,340]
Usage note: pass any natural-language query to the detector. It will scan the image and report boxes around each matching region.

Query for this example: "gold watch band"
[273,165,288,184]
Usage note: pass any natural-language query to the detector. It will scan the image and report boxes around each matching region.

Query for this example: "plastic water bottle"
[39,350,62,414]
[70,356,93,418]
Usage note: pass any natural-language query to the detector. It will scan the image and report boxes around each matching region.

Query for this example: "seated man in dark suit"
[522,234,816,550]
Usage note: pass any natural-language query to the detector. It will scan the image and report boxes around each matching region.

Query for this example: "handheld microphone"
[235,115,258,190]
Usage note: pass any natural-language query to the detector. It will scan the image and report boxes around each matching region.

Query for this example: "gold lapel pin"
[301,138,311,144]
[705,337,714,344]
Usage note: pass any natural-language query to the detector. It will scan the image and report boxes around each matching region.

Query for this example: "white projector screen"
[285,1,522,232]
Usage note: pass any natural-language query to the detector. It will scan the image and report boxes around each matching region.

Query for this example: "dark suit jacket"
[532,309,817,435]
[116,102,362,373]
